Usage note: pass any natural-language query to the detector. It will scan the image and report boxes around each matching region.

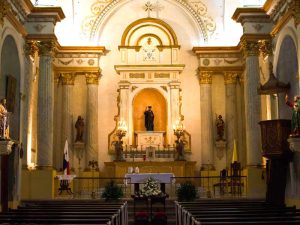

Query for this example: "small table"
[56,175,76,195]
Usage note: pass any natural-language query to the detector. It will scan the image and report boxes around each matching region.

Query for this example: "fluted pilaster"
[61,73,75,169]
[85,72,100,169]
[224,72,238,166]
[199,71,214,167]
[36,41,55,168]
[22,40,38,168]
[241,40,262,166]
[169,82,181,144]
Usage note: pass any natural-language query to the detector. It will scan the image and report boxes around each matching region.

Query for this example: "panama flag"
[63,139,70,175]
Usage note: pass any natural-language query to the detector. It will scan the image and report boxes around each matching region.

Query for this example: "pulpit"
[259,119,292,206]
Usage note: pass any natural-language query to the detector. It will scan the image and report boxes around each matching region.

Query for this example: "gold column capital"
[0,0,10,27]
[85,72,101,85]
[241,40,260,57]
[199,71,212,84]
[259,40,273,58]
[224,72,239,85]
[24,40,39,58]
[61,73,75,85]
[37,41,55,56]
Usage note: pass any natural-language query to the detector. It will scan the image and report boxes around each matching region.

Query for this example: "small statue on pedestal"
[285,94,300,137]
[0,98,9,140]
[75,116,84,142]
[216,115,225,141]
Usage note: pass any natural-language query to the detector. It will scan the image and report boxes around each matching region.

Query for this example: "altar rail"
[54,175,247,199]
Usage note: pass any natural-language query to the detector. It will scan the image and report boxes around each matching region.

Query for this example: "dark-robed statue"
[144,106,154,131]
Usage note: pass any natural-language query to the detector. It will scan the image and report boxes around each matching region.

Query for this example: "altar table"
[125,173,174,193]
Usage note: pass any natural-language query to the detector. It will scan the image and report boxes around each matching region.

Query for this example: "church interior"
[1,0,300,224]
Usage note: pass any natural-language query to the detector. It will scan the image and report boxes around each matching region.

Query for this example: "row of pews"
[0,200,128,224]
[175,200,300,225]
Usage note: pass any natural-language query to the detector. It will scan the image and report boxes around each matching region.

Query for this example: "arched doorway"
[0,35,21,140]
[276,36,298,119]
[132,88,167,132]
[0,34,21,211]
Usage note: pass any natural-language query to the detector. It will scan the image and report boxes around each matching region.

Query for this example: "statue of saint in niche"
[144,106,154,131]
[0,98,9,139]
[216,115,225,141]
[75,116,84,142]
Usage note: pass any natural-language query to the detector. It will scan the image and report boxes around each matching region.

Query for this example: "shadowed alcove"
[132,88,167,132]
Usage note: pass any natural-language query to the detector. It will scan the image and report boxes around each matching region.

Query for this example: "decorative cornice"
[37,41,55,56]
[241,40,260,57]
[232,7,269,23]
[0,0,11,27]
[85,72,101,85]
[198,66,244,73]
[224,72,239,85]
[60,73,75,85]
[29,7,65,23]
[259,39,273,58]
[198,71,212,84]
[24,40,38,58]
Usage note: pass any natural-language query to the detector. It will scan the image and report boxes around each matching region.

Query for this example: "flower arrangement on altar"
[135,177,166,197]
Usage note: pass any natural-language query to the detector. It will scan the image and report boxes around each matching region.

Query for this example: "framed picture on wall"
[6,75,16,113]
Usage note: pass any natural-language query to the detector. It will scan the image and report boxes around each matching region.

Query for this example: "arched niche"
[0,35,20,140]
[276,35,299,119]
[132,88,167,132]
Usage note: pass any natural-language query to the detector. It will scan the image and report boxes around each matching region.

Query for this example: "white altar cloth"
[124,173,174,184]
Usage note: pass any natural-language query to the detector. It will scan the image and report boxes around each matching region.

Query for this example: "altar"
[134,131,166,148]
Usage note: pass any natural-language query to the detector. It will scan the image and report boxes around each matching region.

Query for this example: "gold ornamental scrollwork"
[85,72,100,85]
[199,71,212,84]
[37,41,55,56]
[24,41,38,58]
[0,0,10,27]
[290,0,300,27]
[259,40,273,58]
[224,72,238,85]
[241,40,260,57]
[60,73,75,85]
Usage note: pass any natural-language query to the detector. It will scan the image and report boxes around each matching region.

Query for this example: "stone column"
[61,73,75,169]
[224,72,238,166]
[22,41,38,168]
[85,72,100,169]
[199,71,214,167]
[36,41,55,168]
[241,40,262,166]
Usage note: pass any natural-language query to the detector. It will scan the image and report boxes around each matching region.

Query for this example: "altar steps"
[127,199,176,225]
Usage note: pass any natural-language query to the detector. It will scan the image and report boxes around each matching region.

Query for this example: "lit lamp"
[114,120,127,161]
[173,120,186,161]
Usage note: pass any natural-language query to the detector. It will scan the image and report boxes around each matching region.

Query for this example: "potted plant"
[101,180,124,201]
[176,181,197,201]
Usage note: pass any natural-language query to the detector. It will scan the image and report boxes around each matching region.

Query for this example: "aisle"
[127,199,176,225]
